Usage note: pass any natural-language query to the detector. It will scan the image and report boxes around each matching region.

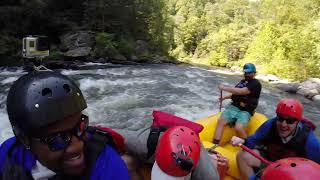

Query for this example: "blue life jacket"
[0,126,130,180]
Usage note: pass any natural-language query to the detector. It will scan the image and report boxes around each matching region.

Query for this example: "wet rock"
[130,55,138,61]
[297,78,320,99]
[256,74,279,82]
[60,31,95,51]
[276,83,299,94]
[312,95,320,104]
[63,47,92,57]
[113,54,127,61]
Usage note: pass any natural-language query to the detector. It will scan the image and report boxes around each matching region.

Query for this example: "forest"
[1,0,320,81]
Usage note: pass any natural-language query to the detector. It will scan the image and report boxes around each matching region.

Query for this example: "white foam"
[0,67,25,76]
[0,112,13,144]
[1,77,19,85]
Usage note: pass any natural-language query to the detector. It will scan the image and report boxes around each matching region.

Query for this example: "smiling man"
[231,99,320,180]
[0,71,129,180]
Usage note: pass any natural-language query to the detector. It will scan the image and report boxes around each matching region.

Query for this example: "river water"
[0,64,319,143]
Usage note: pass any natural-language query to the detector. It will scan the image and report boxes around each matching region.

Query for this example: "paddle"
[219,90,223,112]
[238,144,272,166]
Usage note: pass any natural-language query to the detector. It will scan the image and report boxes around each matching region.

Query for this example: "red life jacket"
[147,111,204,158]
[263,121,313,161]
[94,125,125,153]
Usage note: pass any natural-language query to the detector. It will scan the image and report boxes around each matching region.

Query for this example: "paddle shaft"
[239,144,272,166]
[219,90,222,112]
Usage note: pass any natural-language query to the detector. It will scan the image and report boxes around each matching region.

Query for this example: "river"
[0,64,319,143]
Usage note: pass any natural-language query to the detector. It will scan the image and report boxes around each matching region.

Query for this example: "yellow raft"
[196,112,268,180]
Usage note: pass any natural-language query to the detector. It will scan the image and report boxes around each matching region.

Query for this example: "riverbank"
[205,65,320,105]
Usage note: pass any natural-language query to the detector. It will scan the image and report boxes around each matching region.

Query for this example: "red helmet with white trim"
[276,99,303,120]
[261,158,320,180]
[155,126,201,177]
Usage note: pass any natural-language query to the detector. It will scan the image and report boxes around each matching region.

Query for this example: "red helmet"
[155,126,201,177]
[261,158,320,180]
[276,99,303,120]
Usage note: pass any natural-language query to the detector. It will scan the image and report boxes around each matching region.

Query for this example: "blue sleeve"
[90,145,130,180]
[0,137,17,173]
[245,119,274,149]
[304,131,320,163]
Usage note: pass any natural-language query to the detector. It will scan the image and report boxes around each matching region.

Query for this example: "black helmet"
[6,71,87,136]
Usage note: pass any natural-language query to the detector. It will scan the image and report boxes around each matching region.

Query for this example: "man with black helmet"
[213,63,262,145]
[0,71,130,180]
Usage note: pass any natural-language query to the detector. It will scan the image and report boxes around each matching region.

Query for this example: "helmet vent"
[291,163,296,167]
[42,88,52,97]
[275,164,281,168]
[180,128,184,132]
[63,84,71,93]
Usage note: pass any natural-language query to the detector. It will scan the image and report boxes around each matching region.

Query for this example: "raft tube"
[196,112,267,180]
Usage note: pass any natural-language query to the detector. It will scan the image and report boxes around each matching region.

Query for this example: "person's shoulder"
[98,144,123,160]
[305,130,319,142]
[0,137,16,151]
[91,144,129,179]
[260,118,276,129]
[252,78,262,85]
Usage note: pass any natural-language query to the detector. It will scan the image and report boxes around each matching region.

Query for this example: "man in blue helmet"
[213,63,262,145]
[0,71,130,180]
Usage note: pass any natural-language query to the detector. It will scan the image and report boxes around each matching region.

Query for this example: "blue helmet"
[243,63,256,73]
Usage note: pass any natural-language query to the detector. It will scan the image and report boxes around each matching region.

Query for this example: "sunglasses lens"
[286,119,297,124]
[277,116,297,124]
[39,115,89,152]
[47,133,71,151]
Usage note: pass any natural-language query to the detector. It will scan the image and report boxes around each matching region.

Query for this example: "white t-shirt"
[31,161,56,180]
[151,161,191,180]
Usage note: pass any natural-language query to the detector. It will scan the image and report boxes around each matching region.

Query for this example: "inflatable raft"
[197,112,268,180]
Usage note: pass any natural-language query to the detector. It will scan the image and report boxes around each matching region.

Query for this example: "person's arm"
[230,119,274,148]
[304,132,320,163]
[243,119,274,149]
[220,95,232,101]
[219,84,250,95]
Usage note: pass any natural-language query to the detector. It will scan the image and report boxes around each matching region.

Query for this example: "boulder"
[63,47,92,58]
[313,95,320,102]
[256,74,279,82]
[60,31,95,51]
[112,54,127,61]
[297,78,320,99]
[276,83,299,94]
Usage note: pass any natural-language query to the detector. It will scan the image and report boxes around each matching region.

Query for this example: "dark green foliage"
[0,36,22,66]
[1,0,320,80]
[116,38,135,57]
[0,0,170,63]
[93,32,116,58]
[48,49,63,61]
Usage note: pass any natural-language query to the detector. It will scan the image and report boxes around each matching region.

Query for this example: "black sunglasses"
[244,72,254,75]
[276,115,298,125]
[32,114,89,152]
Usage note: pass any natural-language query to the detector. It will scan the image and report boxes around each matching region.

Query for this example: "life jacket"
[0,126,123,180]
[262,121,312,161]
[231,79,260,114]
[146,111,204,158]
